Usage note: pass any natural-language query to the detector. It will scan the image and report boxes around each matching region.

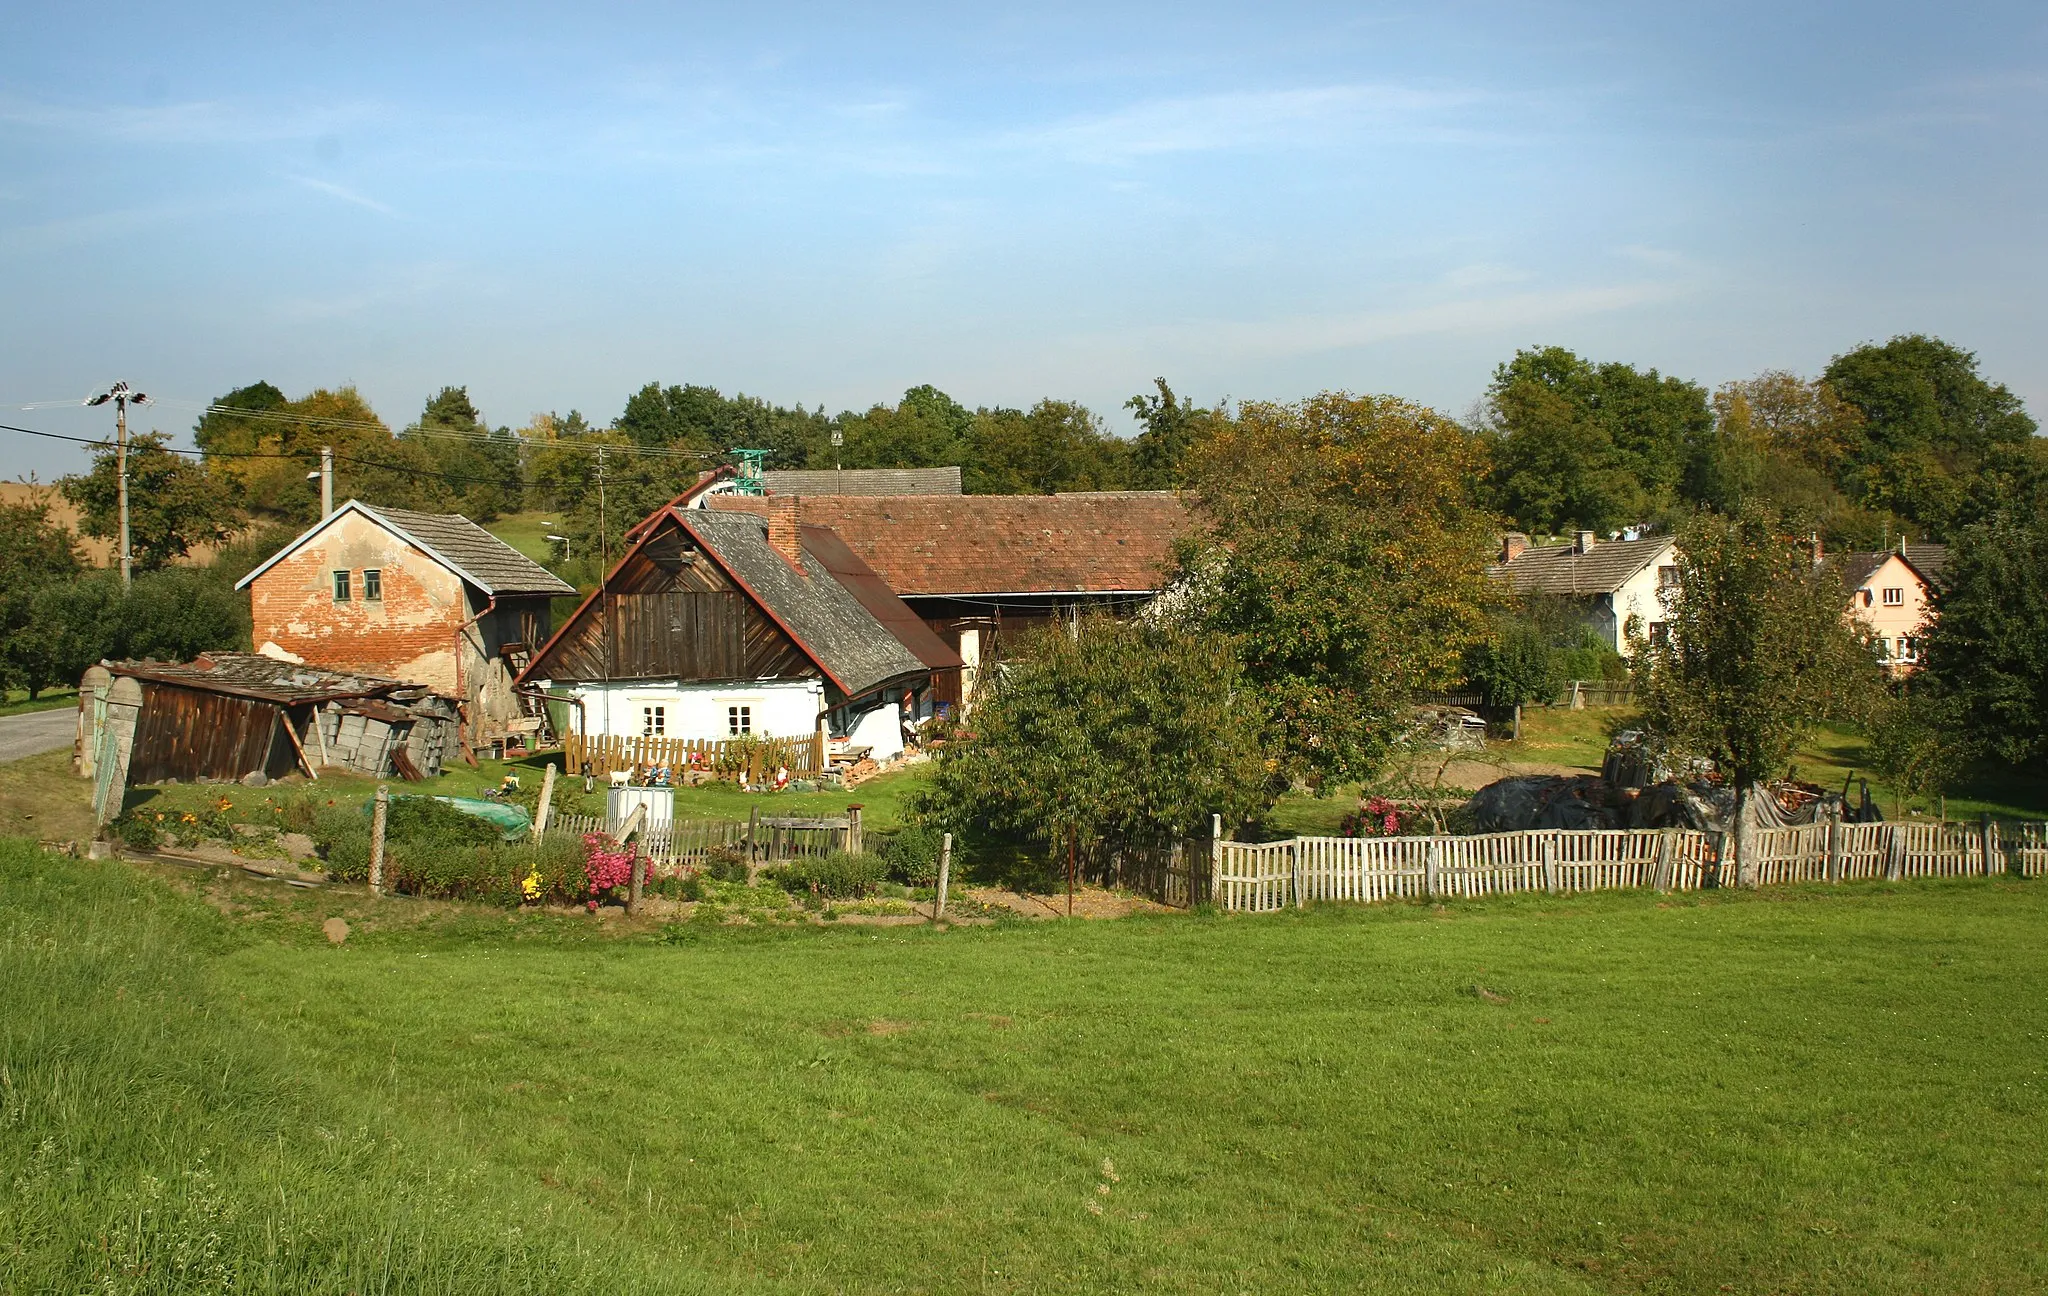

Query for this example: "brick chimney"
[1501,532,1529,563]
[1575,530,1597,555]
[766,494,805,570]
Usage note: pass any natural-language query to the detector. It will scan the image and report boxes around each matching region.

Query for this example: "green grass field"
[5,837,2046,1293]
[0,686,76,718]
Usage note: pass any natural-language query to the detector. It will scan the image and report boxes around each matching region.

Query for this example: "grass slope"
[5,839,2046,1293]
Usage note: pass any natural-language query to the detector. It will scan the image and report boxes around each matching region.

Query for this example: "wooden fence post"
[846,804,864,855]
[1983,815,2000,878]
[934,832,952,922]
[1424,836,1441,902]
[747,805,760,871]
[1826,807,1844,883]
[1291,838,1305,909]
[369,784,388,897]
[535,761,557,837]
[1211,814,1223,910]
[1885,824,1905,881]
[628,849,645,913]
[1654,831,1675,892]
[1540,835,1557,894]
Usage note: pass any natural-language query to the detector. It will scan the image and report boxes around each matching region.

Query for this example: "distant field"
[5,839,2047,1293]
[484,508,564,565]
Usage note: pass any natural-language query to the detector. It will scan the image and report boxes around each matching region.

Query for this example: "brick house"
[704,491,1193,707]
[234,501,576,747]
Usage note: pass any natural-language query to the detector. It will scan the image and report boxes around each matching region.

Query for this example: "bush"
[112,814,159,851]
[775,851,884,899]
[700,844,749,883]
[881,825,944,887]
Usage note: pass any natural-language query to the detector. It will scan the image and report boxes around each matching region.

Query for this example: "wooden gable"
[525,519,813,684]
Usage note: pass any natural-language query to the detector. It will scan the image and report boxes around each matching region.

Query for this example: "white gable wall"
[564,678,824,745]
[1607,541,1678,654]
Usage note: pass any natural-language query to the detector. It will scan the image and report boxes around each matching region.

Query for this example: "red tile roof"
[706,492,1194,596]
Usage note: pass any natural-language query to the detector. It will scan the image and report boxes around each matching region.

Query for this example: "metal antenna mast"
[85,382,150,589]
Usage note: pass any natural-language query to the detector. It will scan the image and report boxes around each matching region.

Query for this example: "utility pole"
[86,382,150,590]
[320,445,333,517]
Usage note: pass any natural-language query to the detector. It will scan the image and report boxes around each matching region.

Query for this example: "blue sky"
[3,2,2044,477]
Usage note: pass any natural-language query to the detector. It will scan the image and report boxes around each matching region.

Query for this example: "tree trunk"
[1733,783,1758,888]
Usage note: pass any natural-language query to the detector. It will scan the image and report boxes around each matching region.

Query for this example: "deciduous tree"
[1920,498,2048,762]
[61,433,239,571]
[1176,392,1498,787]
[1631,504,1881,882]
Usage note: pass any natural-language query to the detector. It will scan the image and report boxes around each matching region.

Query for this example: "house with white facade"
[1487,530,1680,653]
[517,498,960,761]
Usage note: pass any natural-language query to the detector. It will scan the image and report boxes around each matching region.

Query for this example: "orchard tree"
[919,618,1268,873]
[0,495,85,696]
[61,433,240,570]
[1176,392,1498,787]
[1632,503,1880,882]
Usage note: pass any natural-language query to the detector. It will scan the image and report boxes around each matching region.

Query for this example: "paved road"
[0,708,77,763]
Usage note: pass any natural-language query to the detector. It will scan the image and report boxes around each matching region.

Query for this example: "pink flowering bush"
[1338,796,1413,838]
[581,832,637,910]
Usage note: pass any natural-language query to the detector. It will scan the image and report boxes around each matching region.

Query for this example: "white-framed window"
[362,568,382,601]
[1876,638,1894,662]
[1882,587,1904,607]
[1656,564,1680,590]
[332,570,351,601]
[727,705,751,735]
[641,705,665,736]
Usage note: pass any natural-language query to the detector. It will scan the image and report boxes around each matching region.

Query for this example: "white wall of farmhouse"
[561,678,824,745]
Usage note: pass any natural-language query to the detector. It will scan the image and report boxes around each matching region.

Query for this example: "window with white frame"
[727,705,751,735]
[1882,587,1904,606]
[641,705,665,736]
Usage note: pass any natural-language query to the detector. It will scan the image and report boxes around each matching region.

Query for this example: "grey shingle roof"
[362,505,576,597]
[1902,543,1948,583]
[679,510,928,698]
[1488,536,1674,596]
[760,466,962,496]
[1831,544,1949,591]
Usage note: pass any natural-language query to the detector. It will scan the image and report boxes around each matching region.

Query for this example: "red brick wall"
[248,513,469,696]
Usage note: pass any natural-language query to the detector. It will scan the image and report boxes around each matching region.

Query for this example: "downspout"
[455,590,499,756]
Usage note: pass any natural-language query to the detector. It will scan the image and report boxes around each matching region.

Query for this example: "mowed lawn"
[4,842,2047,1293]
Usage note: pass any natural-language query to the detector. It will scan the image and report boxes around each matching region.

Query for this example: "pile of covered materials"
[83,653,460,787]
[1466,727,1878,834]
[1465,771,1874,836]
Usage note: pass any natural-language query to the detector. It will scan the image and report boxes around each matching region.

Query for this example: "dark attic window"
[333,570,351,601]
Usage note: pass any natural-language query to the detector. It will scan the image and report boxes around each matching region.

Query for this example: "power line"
[0,421,535,490]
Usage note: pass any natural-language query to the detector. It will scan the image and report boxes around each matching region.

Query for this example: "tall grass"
[0,841,731,1293]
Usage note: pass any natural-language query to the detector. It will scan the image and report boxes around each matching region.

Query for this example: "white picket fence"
[1211,820,2048,913]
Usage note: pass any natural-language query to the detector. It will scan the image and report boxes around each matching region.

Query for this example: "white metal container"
[606,784,674,827]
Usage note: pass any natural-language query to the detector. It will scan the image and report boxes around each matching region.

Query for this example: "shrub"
[113,814,159,851]
[700,844,749,884]
[881,825,944,887]
[775,851,884,900]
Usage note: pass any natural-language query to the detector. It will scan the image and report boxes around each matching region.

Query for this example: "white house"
[1488,530,1680,653]
[518,499,960,762]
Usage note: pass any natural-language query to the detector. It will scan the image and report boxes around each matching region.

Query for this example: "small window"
[641,705,665,737]
[333,570,351,601]
[1860,589,1873,607]
[1648,621,1670,648]
[1882,587,1904,607]
[1656,564,1680,590]
[727,705,751,736]
[1900,636,1921,662]
[362,568,382,601]
[1876,638,1893,662]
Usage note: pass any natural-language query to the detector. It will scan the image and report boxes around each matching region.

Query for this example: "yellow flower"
[521,869,544,901]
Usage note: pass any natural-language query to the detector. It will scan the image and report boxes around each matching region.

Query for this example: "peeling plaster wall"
[248,512,470,697]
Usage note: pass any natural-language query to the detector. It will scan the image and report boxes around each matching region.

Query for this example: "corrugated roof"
[678,511,932,698]
[234,500,576,597]
[1488,536,1674,596]
[760,467,963,496]
[106,652,416,705]
[707,492,1192,595]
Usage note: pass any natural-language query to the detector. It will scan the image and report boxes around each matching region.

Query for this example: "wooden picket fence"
[1207,819,2048,913]
[562,731,824,783]
[546,811,854,870]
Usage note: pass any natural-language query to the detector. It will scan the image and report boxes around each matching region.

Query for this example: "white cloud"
[286,175,398,218]
[1008,83,1487,162]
